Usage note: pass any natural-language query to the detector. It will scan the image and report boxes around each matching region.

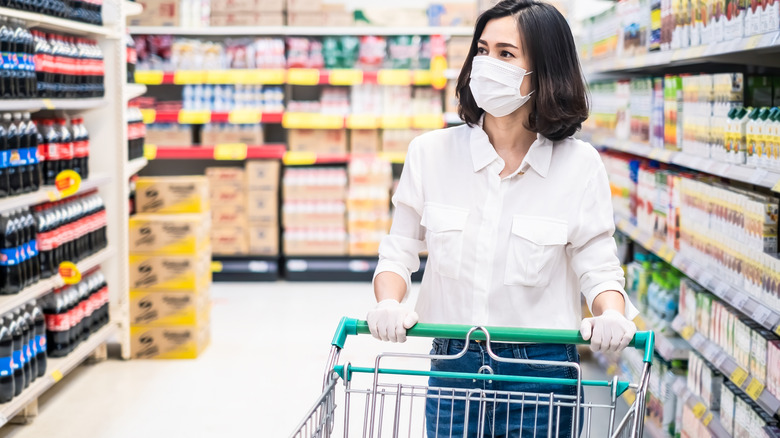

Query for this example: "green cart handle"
[331,317,655,363]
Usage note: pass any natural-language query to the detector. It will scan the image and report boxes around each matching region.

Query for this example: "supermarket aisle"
[0,282,618,438]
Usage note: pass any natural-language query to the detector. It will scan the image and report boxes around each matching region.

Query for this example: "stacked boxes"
[130,176,212,359]
[283,167,347,255]
[246,161,280,256]
[207,167,247,255]
[210,0,285,27]
[347,158,392,256]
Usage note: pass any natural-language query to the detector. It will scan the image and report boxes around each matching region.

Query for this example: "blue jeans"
[425,339,583,438]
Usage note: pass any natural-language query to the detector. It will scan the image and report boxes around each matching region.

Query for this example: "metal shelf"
[671,376,732,438]
[0,321,116,426]
[614,216,780,335]
[284,256,427,282]
[125,83,147,100]
[146,144,286,161]
[211,256,279,282]
[583,31,780,75]
[0,6,119,37]
[586,133,780,192]
[123,0,143,17]
[0,97,109,112]
[0,173,111,214]
[0,247,115,316]
[129,25,474,36]
[633,313,690,361]
[126,157,148,175]
[671,316,780,420]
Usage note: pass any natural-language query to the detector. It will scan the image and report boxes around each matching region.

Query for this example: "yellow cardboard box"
[129,288,210,326]
[130,323,210,359]
[128,213,211,254]
[129,251,212,291]
[136,177,210,214]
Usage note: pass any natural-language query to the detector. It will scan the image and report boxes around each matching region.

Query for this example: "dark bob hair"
[456,0,589,142]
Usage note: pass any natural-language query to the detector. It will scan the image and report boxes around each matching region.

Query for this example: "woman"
[368,1,639,436]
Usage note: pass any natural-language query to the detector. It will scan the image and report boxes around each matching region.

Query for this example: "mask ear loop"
[520,71,534,99]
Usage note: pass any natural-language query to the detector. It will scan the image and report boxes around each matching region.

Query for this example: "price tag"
[681,326,695,340]
[54,170,82,199]
[412,70,433,85]
[143,144,157,160]
[210,261,223,273]
[282,113,344,129]
[134,70,164,85]
[178,110,211,125]
[773,179,780,194]
[775,325,780,337]
[227,109,262,124]
[750,169,769,185]
[214,143,248,160]
[173,70,205,84]
[607,364,617,376]
[702,412,713,427]
[58,261,82,285]
[730,367,749,386]
[42,99,55,110]
[713,352,728,368]
[287,68,321,85]
[380,115,412,130]
[692,402,707,418]
[745,34,762,49]
[248,69,286,84]
[379,151,406,164]
[346,114,379,129]
[283,151,318,165]
[329,69,363,85]
[411,114,445,129]
[205,70,232,84]
[140,108,157,124]
[752,306,771,325]
[731,293,748,309]
[377,69,412,86]
[745,378,764,400]
[51,370,63,382]
[430,55,448,90]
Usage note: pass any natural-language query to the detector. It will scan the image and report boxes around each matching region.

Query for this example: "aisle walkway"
[0,282,621,437]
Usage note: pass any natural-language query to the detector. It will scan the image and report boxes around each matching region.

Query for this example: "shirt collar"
[469,116,553,178]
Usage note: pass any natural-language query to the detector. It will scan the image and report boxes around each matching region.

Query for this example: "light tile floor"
[0,282,627,438]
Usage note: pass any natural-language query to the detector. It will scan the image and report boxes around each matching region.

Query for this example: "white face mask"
[468,55,534,118]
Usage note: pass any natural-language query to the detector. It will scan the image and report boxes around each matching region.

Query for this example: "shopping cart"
[292,317,655,438]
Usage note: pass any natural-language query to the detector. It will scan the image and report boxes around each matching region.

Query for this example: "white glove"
[580,309,636,353]
[367,299,419,343]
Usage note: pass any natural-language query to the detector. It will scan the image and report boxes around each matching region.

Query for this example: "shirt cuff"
[584,281,640,320]
[373,259,412,302]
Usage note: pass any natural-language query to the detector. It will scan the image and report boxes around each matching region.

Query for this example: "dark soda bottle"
[43,288,68,357]
[23,113,40,191]
[71,118,88,178]
[4,114,20,196]
[0,117,8,198]
[29,302,45,378]
[0,317,14,402]
[41,120,59,186]
[11,211,28,289]
[34,205,53,279]
[24,210,38,284]
[15,310,29,389]
[6,314,23,396]
[0,213,22,295]
[55,119,73,174]
[12,114,28,193]
[22,305,35,381]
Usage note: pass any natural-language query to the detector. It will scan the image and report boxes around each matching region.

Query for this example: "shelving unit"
[0,5,120,37]
[0,174,111,212]
[126,83,147,100]
[284,257,427,282]
[211,256,279,282]
[633,313,690,362]
[0,98,109,113]
[126,157,148,176]
[670,376,732,438]
[671,316,780,419]
[129,26,474,36]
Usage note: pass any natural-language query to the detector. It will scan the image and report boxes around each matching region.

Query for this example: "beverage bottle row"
[0,209,39,295]
[127,104,145,161]
[42,269,108,358]
[2,0,103,25]
[38,116,90,186]
[0,301,46,403]
[0,112,43,198]
[35,192,107,281]
[33,31,104,99]
[0,19,37,99]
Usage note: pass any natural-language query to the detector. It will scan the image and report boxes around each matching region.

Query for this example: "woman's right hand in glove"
[367,299,419,343]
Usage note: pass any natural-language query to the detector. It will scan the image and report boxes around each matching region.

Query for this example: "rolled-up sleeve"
[373,138,426,300]
[568,162,639,320]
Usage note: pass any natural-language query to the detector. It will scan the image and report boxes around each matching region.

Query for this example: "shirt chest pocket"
[504,216,568,288]
[421,204,469,280]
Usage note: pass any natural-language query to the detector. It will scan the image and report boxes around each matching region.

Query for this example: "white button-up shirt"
[374,121,639,330]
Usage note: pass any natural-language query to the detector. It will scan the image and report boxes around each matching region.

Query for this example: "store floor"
[0,282,624,438]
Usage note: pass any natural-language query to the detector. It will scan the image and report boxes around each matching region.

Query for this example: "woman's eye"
[476,47,488,55]
[501,51,515,58]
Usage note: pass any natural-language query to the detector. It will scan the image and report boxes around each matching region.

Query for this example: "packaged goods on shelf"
[129,287,210,326]
[205,166,244,185]
[346,157,392,256]
[136,176,210,214]
[183,85,284,113]
[129,213,211,254]
[288,129,348,154]
[135,36,286,70]
[247,189,277,223]
[0,300,47,403]
[427,3,478,27]
[0,112,43,197]
[382,129,424,154]
[43,270,109,358]
[128,104,146,161]
[211,226,248,255]
[350,130,380,154]
[625,250,682,333]
[245,160,279,191]
[145,124,193,146]
[200,124,264,146]
[721,382,736,436]
[248,222,277,255]
[129,0,181,27]
[687,352,723,411]
[283,168,347,202]
[283,228,347,256]
[130,322,210,359]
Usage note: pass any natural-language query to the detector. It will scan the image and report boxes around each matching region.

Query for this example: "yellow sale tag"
[412,70,433,85]
[144,144,157,160]
[379,151,406,164]
[745,378,764,401]
[178,110,211,125]
[51,370,63,382]
[205,70,233,84]
[430,55,448,90]
[283,151,318,166]
[607,364,617,376]
[412,114,445,129]
[772,179,780,193]
[381,115,412,130]
[210,261,223,273]
[775,325,780,337]
[140,108,157,124]
[134,70,164,85]
[54,170,82,199]
[251,69,286,84]
[623,390,636,406]
[228,109,262,124]
[730,367,749,386]
[692,402,707,419]
[329,69,363,85]
[746,35,762,49]
[377,69,412,86]
[346,114,379,129]
[173,70,205,84]
[702,412,713,426]
[214,143,248,160]
[681,326,695,340]
[287,68,320,85]
[42,99,55,110]
[282,113,344,129]
[59,261,82,285]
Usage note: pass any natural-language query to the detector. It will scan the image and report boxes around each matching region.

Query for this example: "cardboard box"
[206,167,245,186]
[283,237,347,256]
[129,213,211,254]
[130,323,210,359]
[283,184,346,202]
[445,81,459,114]
[447,36,472,70]
[136,177,210,214]
[211,227,249,255]
[248,223,279,255]
[287,0,320,12]
[211,204,247,227]
[210,183,244,205]
[129,288,210,326]
[200,125,264,145]
[128,0,180,26]
[283,210,345,228]
[246,190,278,222]
[145,126,192,146]
[210,12,284,27]
[350,130,380,154]
[129,252,212,291]
[288,129,348,154]
[210,0,284,12]
[245,160,280,191]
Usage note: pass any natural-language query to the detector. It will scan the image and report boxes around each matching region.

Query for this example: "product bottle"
[43,288,68,357]
[29,302,45,378]
[55,119,73,174]
[6,314,23,396]
[746,107,761,167]
[762,108,780,169]
[22,113,39,191]
[41,119,59,185]
[734,107,749,165]
[4,114,20,196]
[0,117,8,198]
[0,213,22,295]
[21,305,35,381]
[756,108,772,169]
[0,317,14,402]
[15,310,29,389]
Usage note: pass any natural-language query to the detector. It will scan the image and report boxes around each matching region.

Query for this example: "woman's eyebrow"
[477,39,519,50]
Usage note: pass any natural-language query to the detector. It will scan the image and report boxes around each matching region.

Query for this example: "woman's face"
[475,16,534,97]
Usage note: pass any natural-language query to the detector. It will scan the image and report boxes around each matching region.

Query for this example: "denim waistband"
[433,338,530,352]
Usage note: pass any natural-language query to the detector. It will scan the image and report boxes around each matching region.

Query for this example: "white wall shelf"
[0,98,109,113]
[126,157,148,176]
[123,0,143,17]
[0,6,119,37]
[125,83,147,100]
[671,376,732,438]
[0,174,111,213]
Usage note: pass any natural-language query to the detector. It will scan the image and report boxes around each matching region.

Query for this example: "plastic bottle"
[40,119,59,185]
[6,314,23,396]
[29,302,45,378]
[43,288,69,357]
[0,116,8,198]
[24,209,38,284]
[4,114,20,196]
[15,310,29,389]
[0,213,21,295]
[756,108,772,169]
[55,119,73,174]
[23,113,41,191]
[746,107,762,167]
[0,317,14,402]
[71,118,88,178]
